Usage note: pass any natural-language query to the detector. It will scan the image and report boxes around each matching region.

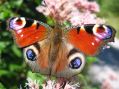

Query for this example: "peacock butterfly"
[8,17,116,78]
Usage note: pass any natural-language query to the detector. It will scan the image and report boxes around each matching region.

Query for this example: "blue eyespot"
[26,49,36,61]
[95,26,113,40]
[105,26,113,39]
[69,57,82,69]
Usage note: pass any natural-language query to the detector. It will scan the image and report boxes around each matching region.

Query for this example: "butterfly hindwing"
[51,42,85,78]
[66,24,116,55]
[24,39,85,78]
[24,40,51,75]
[8,17,52,47]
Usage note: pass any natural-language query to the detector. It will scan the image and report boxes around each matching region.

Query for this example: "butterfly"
[8,17,116,78]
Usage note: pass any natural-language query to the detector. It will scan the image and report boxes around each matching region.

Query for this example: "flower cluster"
[25,78,80,89]
[25,78,39,89]
[36,0,104,26]
[42,80,80,89]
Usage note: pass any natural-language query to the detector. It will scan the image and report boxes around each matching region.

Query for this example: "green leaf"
[10,0,23,8]
[34,0,42,5]
[9,64,23,71]
[11,45,22,57]
[0,42,8,51]
[86,56,97,64]
[0,70,9,76]
[27,71,46,84]
[0,83,6,89]
[47,17,55,26]
[0,12,9,19]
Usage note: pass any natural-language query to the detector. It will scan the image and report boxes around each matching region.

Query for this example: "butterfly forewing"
[8,17,52,47]
[66,24,116,55]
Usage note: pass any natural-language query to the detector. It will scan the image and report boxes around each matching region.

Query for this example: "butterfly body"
[8,17,116,78]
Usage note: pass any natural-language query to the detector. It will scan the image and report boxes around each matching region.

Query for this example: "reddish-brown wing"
[66,24,116,55]
[8,17,51,48]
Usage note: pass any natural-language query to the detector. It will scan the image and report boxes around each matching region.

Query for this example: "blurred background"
[0,0,119,89]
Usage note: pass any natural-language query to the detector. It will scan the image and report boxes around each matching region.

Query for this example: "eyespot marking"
[26,49,36,61]
[104,25,113,39]
[96,26,105,33]
[93,25,113,40]
[68,51,85,70]
[69,57,82,69]
[15,18,23,25]
[33,43,40,52]
[9,17,26,30]
[67,48,78,58]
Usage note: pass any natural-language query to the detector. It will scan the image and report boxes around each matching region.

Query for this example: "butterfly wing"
[23,27,85,78]
[51,41,85,78]
[66,24,116,55]
[8,18,116,78]
[9,17,53,75]
[8,17,52,47]
[24,39,51,75]
[23,40,84,78]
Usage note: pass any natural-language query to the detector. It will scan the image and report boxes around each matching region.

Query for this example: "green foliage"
[96,0,119,38]
[78,74,99,89]
[97,0,119,16]
[0,83,5,89]
[0,0,44,89]
[86,56,97,64]
[27,71,46,85]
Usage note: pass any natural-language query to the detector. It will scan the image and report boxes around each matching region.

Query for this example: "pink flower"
[42,80,80,89]
[25,78,39,89]
[24,78,80,89]
[87,2,100,12]
[74,0,100,12]
[69,11,105,26]
[36,0,104,26]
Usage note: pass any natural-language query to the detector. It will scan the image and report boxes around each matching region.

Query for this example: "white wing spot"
[20,34,23,37]
[17,29,22,34]
[91,42,95,46]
